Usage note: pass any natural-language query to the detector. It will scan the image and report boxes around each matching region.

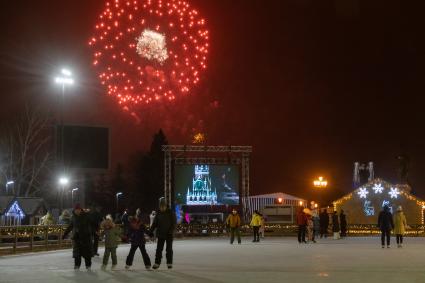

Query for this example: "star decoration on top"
[373,183,384,194]
[357,187,369,199]
[388,187,400,199]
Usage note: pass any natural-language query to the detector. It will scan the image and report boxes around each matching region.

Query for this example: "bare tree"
[0,106,53,197]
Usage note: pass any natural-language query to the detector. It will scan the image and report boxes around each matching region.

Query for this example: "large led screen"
[174,165,240,206]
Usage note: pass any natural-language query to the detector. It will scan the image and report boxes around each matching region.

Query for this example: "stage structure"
[162,145,252,220]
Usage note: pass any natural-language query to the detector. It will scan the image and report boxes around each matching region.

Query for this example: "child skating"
[100,215,121,270]
[125,216,152,270]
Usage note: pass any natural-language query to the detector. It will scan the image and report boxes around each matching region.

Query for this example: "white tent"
[247,192,306,217]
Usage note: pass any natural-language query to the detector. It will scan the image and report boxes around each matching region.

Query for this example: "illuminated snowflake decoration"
[388,187,400,199]
[136,29,169,64]
[357,187,369,199]
[372,183,384,194]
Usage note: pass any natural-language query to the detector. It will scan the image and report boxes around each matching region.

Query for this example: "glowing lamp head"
[61,69,72,76]
[299,201,304,206]
[59,177,69,186]
[277,197,283,204]
[55,77,74,85]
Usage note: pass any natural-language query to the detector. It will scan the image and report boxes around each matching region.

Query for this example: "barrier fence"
[1,223,424,255]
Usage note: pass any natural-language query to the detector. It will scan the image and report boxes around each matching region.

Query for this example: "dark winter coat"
[150,209,176,239]
[296,211,308,226]
[127,219,148,245]
[378,208,394,231]
[90,210,103,232]
[319,211,329,228]
[332,214,340,232]
[63,211,93,258]
[340,213,347,230]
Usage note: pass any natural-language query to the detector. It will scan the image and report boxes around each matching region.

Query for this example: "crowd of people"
[295,205,408,248]
[61,197,176,271]
[40,198,409,271]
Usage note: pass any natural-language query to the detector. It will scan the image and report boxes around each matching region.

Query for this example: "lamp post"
[71,188,79,206]
[5,180,14,195]
[313,176,328,208]
[59,176,69,212]
[313,176,328,188]
[54,69,74,170]
[116,192,123,214]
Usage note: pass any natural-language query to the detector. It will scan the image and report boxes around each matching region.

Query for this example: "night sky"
[1,0,424,201]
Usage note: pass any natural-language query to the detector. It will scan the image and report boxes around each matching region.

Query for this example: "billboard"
[174,164,240,206]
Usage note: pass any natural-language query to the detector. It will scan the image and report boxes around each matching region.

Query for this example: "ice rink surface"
[1,237,425,283]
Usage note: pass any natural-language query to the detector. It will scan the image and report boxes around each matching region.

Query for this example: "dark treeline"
[87,129,168,217]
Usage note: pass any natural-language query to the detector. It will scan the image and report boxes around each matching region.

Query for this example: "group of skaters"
[296,207,347,243]
[62,197,176,271]
[296,205,408,248]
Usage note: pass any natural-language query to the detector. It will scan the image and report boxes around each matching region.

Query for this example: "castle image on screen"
[174,165,240,206]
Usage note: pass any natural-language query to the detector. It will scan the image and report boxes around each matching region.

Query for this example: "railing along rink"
[1,223,424,255]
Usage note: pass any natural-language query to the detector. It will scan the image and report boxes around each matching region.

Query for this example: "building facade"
[333,178,424,225]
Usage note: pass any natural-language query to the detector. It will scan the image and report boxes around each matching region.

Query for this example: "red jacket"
[297,212,308,225]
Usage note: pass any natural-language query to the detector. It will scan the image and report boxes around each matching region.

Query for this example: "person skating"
[149,210,157,243]
[226,209,242,245]
[393,206,407,248]
[101,215,121,270]
[150,197,176,270]
[250,210,262,242]
[332,211,340,240]
[339,210,347,238]
[296,207,307,243]
[378,205,394,248]
[319,209,329,238]
[63,204,94,271]
[312,211,320,241]
[306,214,315,243]
[259,214,265,239]
[125,216,152,270]
[121,209,130,237]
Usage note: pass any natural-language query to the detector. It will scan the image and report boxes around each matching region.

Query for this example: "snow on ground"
[0,237,425,283]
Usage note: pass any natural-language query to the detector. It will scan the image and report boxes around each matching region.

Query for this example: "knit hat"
[397,206,403,211]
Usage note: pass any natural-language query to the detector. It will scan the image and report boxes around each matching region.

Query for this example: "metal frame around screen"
[163,145,252,221]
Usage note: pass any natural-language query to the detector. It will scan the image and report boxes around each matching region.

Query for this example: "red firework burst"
[89,0,209,108]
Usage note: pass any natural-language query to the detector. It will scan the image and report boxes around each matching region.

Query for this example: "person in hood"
[150,197,176,270]
[393,206,407,248]
[125,216,152,270]
[101,215,121,270]
[378,205,394,248]
[63,204,94,271]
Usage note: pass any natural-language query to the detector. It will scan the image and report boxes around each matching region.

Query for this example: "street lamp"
[5,180,14,195]
[54,68,74,169]
[313,176,328,188]
[71,188,79,206]
[58,176,69,212]
[116,192,123,213]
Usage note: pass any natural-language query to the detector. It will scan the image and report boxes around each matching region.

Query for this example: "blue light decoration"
[5,201,25,219]
[363,200,375,216]
[382,200,393,213]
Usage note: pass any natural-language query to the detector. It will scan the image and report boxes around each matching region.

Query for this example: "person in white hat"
[393,206,407,248]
